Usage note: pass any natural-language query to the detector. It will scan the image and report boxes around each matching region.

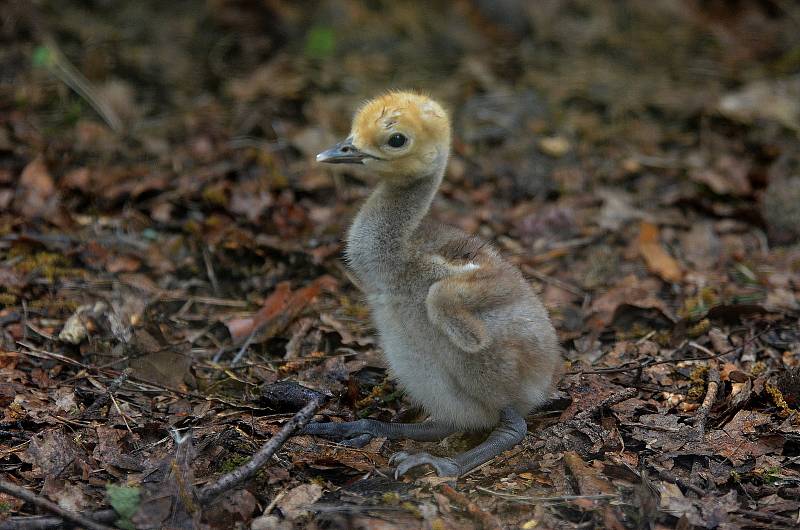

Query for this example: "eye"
[387,133,407,148]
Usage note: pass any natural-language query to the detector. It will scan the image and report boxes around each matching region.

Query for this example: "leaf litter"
[1,1,800,529]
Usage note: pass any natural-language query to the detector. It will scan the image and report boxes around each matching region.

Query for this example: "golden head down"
[317,91,452,181]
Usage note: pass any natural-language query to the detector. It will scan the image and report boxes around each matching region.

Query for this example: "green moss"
[687,318,710,338]
[305,26,336,59]
[679,287,719,320]
[28,298,80,313]
[202,184,228,207]
[756,466,783,485]
[217,455,249,474]
[0,293,17,306]
[10,251,85,282]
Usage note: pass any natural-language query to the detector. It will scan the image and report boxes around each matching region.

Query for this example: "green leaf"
[106,484,140,530]
[305,26,336,59]
[32,45,54,68]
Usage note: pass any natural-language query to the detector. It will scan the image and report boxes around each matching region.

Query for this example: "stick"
[573,387,638,422]
[567,327,769,376]
[80,369,130,419]
[203,247,220,295]
[735,509,798,527]
[475,486,617,504]
[646,461,705,496]
[539,387,637,448]
[231,328,257,366]
[0,480,113,530]
[198,397,322,503]
[438,484,502,530]
[693,362,720,437]
[0,510,118,530]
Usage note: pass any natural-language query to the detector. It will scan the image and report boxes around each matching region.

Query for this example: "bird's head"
[317,91,451,182]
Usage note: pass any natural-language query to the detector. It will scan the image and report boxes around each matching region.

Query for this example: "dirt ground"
[1,1,800,528]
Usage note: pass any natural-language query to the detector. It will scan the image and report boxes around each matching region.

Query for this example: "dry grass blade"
[36,38,123,132]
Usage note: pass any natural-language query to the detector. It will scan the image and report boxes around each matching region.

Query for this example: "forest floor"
[1,1,800,528]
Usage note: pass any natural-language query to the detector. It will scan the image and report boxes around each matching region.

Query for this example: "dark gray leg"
[391,407,527,478]
[301,418,457,447]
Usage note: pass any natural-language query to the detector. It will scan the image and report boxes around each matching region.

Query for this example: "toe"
[393,452,460,479]
[389,451,411,466]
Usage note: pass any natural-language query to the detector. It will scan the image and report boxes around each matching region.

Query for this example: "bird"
[306,91,561,478]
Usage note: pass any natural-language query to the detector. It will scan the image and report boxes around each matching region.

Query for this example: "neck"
[346,167,443,281]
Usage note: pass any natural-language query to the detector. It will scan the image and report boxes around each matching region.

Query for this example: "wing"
[425,259,520,353]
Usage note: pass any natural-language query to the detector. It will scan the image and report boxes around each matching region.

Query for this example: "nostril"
[341,146,350,153]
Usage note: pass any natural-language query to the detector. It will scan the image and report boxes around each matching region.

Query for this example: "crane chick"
[307,91,561,478]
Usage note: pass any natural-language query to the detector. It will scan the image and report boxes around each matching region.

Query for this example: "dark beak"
[316,137,367,164]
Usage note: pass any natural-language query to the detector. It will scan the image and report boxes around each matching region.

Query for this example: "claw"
[391,451,461,479]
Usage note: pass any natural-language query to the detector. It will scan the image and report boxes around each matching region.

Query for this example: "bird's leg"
[302,418,457,448]
[391,407,527,478]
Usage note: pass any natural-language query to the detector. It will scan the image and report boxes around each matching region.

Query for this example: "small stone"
[538,136,570,157]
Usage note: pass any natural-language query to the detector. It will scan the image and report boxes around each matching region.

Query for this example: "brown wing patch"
[437,235,489,263]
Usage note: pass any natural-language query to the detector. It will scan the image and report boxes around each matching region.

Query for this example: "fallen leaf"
[106,254,142,273]
[226,275,337,343]
[690,155,751,196]
[41,477,87,512]
[637,221,682,283]
[206,489,258,527]
[718,75,800,132]
[15,156,59,219]
[681,222,720,270]
[22,429,83,477]
[277,483,323,520]
[588,274,672,331]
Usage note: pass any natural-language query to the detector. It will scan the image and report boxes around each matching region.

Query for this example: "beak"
[316,137,367,164]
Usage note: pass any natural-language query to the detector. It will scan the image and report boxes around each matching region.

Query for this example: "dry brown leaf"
[276,483,323,519]
[106,254,142,273]
[637,221,682,283]
[226,275,337,343]
[16,156,58,219]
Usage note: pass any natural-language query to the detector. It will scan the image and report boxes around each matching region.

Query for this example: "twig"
[231,328,257,366]
[18,343,262,410]
[0,480,113,530]
[438,484,502,530]
[21,300,29,343]
[109,392,133,435]
[80,369,130,419]
[475,486,617,504]
[199,397,323,503]
[567,327,769,376]
[735,508,799,527]
[0,509,118,530]
[647,461,705,496]
[693,362,720,437]
[539,387,637,446]
[573,387,638,421]
[203,247,220,295]
[688,341,714,357]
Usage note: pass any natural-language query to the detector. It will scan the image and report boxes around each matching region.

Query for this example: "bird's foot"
[301,419,375,448]
[390,451,461,478]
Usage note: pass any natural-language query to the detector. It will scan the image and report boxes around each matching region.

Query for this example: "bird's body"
[307,91,561,477]
[348,191,558,430]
